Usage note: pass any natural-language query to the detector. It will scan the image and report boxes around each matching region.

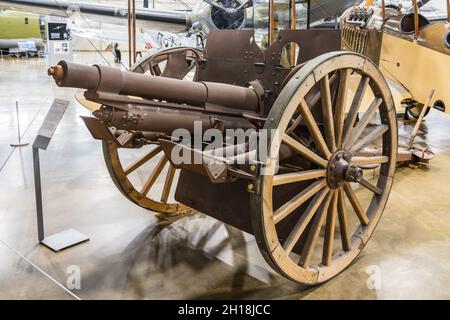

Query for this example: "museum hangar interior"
[0,0,450,300]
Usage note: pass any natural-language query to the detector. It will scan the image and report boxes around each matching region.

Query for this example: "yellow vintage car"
[341,0,450,118]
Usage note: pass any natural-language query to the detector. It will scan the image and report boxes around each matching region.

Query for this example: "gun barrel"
[48,61,260,112]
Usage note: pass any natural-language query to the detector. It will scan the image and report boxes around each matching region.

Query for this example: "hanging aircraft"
[0,0,363,52]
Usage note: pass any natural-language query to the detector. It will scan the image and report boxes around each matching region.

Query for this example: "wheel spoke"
[358,178,383,195]
[286,114,303,135]
[124,146,162,175]
[282,187,330,254]
[351,155,389,166]
[322,190,338,266]
[308,73,338,109]
[335,69,351,148]
[345,97,382,149]
[298,99,331,159]
[309,91,322,109]
[273,169,326,186]
[160,165,176,202]
[274,179,327,224]
[286,74,337,134]
[320,74,336,152]
[282,134,328,168]
[299,190,333,267]
[343,182,369,225]
[350,125,388,153]
[342,76,370,147]
[124,146,162,176]
[337,188,351,251]
[141,155,169,195]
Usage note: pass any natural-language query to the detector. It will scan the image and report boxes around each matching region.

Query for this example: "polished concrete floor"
[1,53,450,299]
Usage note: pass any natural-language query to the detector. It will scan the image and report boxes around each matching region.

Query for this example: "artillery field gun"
[49,27,399,285]
[47,0,450,286]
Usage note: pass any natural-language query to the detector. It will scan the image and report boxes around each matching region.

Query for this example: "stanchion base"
[10,142,29,147]
[41,229,89,252]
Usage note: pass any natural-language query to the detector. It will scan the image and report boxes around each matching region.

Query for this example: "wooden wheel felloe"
[102,48,202,217]
[251,52,397,285]
[103,141,190,215]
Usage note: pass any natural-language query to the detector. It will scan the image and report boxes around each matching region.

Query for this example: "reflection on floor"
[1,53,450,299]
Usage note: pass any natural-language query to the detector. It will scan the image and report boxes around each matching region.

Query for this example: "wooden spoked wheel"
[251,52,397,285]
[132,47,202,80]
[102,48,202,217]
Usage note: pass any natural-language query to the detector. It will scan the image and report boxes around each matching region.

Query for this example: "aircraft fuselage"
[0,9,45,48]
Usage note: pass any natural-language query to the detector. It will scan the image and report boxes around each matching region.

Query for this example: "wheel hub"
[327,151,363,189]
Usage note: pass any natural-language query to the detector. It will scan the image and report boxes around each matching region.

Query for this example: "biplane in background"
[341,0,450,118]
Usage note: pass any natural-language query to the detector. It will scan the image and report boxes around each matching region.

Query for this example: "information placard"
[33,99,70,150]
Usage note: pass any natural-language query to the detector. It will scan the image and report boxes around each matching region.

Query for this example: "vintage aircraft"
[341,0,450,118]
[0,9,45,51]
[0,0,362,52]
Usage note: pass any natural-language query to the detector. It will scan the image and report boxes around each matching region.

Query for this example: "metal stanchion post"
[33,146,45,242]
[10,101,29,147]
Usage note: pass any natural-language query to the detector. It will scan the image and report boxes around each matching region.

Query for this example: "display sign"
[48,22,69,41]
[17,41,29,51]
[33,99,70,150]
[32,97,89,252]
[47,17,73,66]
[53,41,70,54]
[17,40,37,51]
